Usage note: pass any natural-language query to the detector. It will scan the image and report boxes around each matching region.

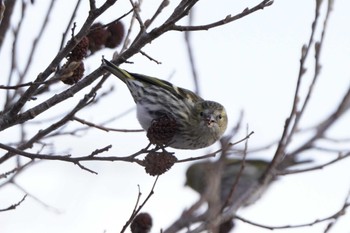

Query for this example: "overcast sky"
[1,0,350,233]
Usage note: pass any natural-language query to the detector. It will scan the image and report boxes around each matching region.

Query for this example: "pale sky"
[1,0,350,233]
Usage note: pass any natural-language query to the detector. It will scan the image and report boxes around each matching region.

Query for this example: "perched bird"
[185,157,312,207]
[102,59,228,149]
[186,157,312,232]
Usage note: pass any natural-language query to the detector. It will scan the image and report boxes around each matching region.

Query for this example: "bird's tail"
[102,59,134,83]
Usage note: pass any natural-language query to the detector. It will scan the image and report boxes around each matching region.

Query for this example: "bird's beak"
[206,115,216,127]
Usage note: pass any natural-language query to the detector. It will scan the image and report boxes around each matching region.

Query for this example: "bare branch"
[291,86,350,156]
[72,116,144,132]
[260,0,335,186]
[11,182,61,213]
[120,176,159,233]
[171,0,273,31]
[177,131,254,163]
[0,195,27,212]
[277,151,350,176]
[59,0,83,51]
[235,202,350,230]
[324,185,350,232]
[19,0,56,82]
[144,0,169,28]
[139,50,162,64]
[0,0,118,123]
[184,12,200,95]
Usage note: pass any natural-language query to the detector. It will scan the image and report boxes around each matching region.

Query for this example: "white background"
[1,0,350,233]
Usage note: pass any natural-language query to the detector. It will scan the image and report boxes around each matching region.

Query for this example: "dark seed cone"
[219,220,235,233]
[105,21,125,48]
[60,61,85,85]
[144,151,177,176]
[146,115,177,146]
[68,36,89,61]
[130,213,153,233]
[87,23,108,53]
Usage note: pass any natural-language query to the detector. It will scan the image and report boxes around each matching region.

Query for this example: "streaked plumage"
[103,59,228,149]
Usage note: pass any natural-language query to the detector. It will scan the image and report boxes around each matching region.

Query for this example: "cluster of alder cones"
[61,21,125,85]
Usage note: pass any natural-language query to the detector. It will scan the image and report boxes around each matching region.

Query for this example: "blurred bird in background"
[185,156,312,232]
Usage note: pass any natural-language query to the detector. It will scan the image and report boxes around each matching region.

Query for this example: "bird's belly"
[136,105,154,130]
[136,104,221,150]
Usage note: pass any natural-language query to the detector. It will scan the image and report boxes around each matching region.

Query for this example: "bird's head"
[195,101,228,136]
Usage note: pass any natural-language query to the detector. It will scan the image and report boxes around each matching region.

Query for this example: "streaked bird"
[103,59,228,149]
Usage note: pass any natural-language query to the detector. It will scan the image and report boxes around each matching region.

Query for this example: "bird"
[185,157,312,232]
[102,59,228,149]
[185,157,312,207]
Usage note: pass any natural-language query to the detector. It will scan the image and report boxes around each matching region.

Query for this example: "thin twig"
[176,131,254,163]
[184,11,200,95]
[235,202,350,230]
[260,0,332,187]
[59,0,82,51]
[120,176,159,233]
[72,116,143,132]
[139,50,162,64]
[1,1,118,123]
[324,184,350,233]
[276,151,350,176]
[285,0,332,146]
[171,0,273,31]
[19,0,56,82]
[0,195,27,212]
[5,1,27,108]
[220,125,250,211]
[11,182,61,213]
[144,0,169,28]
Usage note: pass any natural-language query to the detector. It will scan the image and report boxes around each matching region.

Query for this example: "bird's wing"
[130,72,203,102]
[103,59,203,102]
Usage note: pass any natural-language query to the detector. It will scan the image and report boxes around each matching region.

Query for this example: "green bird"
[185,157,312,232]
[186,157,312,207]
[103,59,228,149]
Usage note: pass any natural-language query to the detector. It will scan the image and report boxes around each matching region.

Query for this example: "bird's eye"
[200,112,204,117]
[218,114,222,120]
